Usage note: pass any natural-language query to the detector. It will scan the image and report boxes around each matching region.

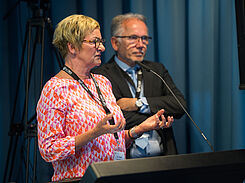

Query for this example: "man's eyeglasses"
[83,38,105,48]
[115,35,152,45]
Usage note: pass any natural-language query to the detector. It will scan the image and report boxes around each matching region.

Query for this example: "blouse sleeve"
[37,81,75,162]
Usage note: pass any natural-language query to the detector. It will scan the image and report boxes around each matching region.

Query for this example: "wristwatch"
[135,98,143,108]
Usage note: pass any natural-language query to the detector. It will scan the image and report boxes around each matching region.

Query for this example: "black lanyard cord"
[62,65,119,140]
[135,69,142,99]
[116,66,143,99]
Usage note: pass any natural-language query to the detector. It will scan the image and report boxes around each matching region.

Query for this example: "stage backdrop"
[0,0,245,182]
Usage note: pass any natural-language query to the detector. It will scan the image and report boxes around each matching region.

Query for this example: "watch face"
[136,99,143,107]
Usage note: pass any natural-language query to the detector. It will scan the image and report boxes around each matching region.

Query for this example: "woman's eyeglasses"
[83,38,106,48]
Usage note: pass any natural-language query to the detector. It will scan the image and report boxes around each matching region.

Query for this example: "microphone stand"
[136,61,215,152]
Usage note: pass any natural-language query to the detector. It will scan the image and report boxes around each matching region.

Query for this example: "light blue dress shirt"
[114,56,150,114]
[114,56,162,158]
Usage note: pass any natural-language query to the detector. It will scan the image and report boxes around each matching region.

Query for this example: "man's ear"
[111,37,119,51]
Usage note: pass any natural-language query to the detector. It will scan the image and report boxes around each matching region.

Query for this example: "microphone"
[135,61,215,152]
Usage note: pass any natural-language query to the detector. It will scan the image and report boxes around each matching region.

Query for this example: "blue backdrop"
[1,0,245,182]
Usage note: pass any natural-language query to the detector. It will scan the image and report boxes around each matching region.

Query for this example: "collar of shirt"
[114,56,140,73]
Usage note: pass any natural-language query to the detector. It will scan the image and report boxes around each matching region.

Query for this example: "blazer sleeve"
[143,61,187,119]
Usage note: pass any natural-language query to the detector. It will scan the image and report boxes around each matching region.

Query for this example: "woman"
[37,14,174,182]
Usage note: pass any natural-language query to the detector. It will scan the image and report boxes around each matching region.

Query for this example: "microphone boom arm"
[136,61,214,152]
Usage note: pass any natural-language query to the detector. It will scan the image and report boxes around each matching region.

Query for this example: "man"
[92,13,187,158]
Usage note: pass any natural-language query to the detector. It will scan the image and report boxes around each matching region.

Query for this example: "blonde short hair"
[52,14,100,58]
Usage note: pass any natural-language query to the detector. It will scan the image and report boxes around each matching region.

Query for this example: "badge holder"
[113,140,125,161]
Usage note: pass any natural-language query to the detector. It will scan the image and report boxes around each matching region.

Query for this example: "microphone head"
[135,61,151,72]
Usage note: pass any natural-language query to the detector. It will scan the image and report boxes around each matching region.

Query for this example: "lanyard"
[135,69,142,98]
[120,67,143,99]
[62,65,119,140]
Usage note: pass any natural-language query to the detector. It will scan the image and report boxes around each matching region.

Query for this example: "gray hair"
[111,13,147,37]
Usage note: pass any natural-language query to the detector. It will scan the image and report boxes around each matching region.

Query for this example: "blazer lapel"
[110,59,134,98]
[142,62,153,97]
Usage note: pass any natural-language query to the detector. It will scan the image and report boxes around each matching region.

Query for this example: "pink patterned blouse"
[37,74,126,181]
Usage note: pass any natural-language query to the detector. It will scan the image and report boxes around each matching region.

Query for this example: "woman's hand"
[93,113,126,137]
[75,114,125,150]
[135,109,174,135]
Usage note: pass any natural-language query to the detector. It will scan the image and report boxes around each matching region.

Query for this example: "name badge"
[114,151,125,160]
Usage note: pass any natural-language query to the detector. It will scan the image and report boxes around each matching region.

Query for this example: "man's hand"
[116,98,138,111]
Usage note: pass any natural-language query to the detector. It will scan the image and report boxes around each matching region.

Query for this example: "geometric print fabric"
[37,74,126,181]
